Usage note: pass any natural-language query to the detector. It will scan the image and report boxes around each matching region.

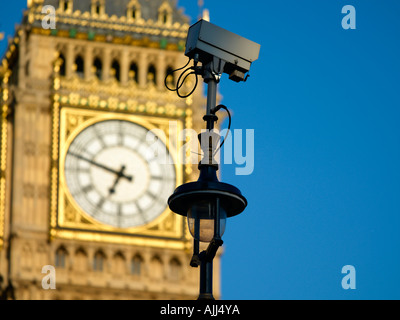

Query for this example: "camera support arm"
[200,57,226,131]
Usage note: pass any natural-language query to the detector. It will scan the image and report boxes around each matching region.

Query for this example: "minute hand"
[68,152,133,182]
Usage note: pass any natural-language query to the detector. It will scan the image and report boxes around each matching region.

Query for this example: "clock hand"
[109,165,129,195]
[68,152,133,182]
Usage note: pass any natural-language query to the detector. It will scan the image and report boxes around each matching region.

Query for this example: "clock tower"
[0,0,221,300]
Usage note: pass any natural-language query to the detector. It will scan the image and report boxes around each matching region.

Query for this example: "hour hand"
[109,165,131,195]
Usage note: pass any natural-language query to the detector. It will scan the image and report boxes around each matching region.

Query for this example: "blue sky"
[2,0,400,300]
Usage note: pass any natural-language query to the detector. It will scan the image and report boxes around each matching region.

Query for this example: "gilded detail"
[49,64,194,246]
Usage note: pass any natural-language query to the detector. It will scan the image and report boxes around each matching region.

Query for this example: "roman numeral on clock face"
[81,184,94,193]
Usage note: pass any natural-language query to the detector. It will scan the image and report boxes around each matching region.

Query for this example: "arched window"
[131,255,143,276]
[166,66,175,88]
[147,64,156,85]
[169,258,182,282]
[93,57,102,80]
[127,0,141,21]
[131,8,137,19]
[111,59,121,82]
[150,256,163,280]
[74,55,84,78]
[55,246,68,268]
[93,250,106,272]
[25,60,30,77]
[158,2,172,25]
[129,62,138,83]
[60,0,72,13]
[58,54,66,76]
[92,0,105,16]
[21,244,33,271]
[113,252,126,275]
[161,11,168,24]
[74,248,88,273]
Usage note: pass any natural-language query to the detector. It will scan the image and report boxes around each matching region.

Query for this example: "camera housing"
[185,19,261,82]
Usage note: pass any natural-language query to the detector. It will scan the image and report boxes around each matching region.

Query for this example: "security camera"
[185,19,261,82]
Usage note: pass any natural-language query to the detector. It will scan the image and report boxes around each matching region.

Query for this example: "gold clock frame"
[50,101,192,250]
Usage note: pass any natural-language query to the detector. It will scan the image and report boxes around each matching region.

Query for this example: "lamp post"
[0,275,15,300]
[168,59,247,300]
[167,19,259,300]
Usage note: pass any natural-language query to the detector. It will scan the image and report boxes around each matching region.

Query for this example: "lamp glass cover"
[187,200,226,242]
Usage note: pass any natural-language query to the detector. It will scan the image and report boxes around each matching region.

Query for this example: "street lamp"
[168,129,247,300]
[166,19,260,300]
[169,130,247,242]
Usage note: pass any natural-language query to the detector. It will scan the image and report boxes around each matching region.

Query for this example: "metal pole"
[198,252,214,300]
[205,78,217,130]
[196,59,223,301]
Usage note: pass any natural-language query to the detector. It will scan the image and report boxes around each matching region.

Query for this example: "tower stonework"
[0,0,220,300]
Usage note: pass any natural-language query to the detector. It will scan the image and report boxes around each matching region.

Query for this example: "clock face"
[64,119,176,229]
